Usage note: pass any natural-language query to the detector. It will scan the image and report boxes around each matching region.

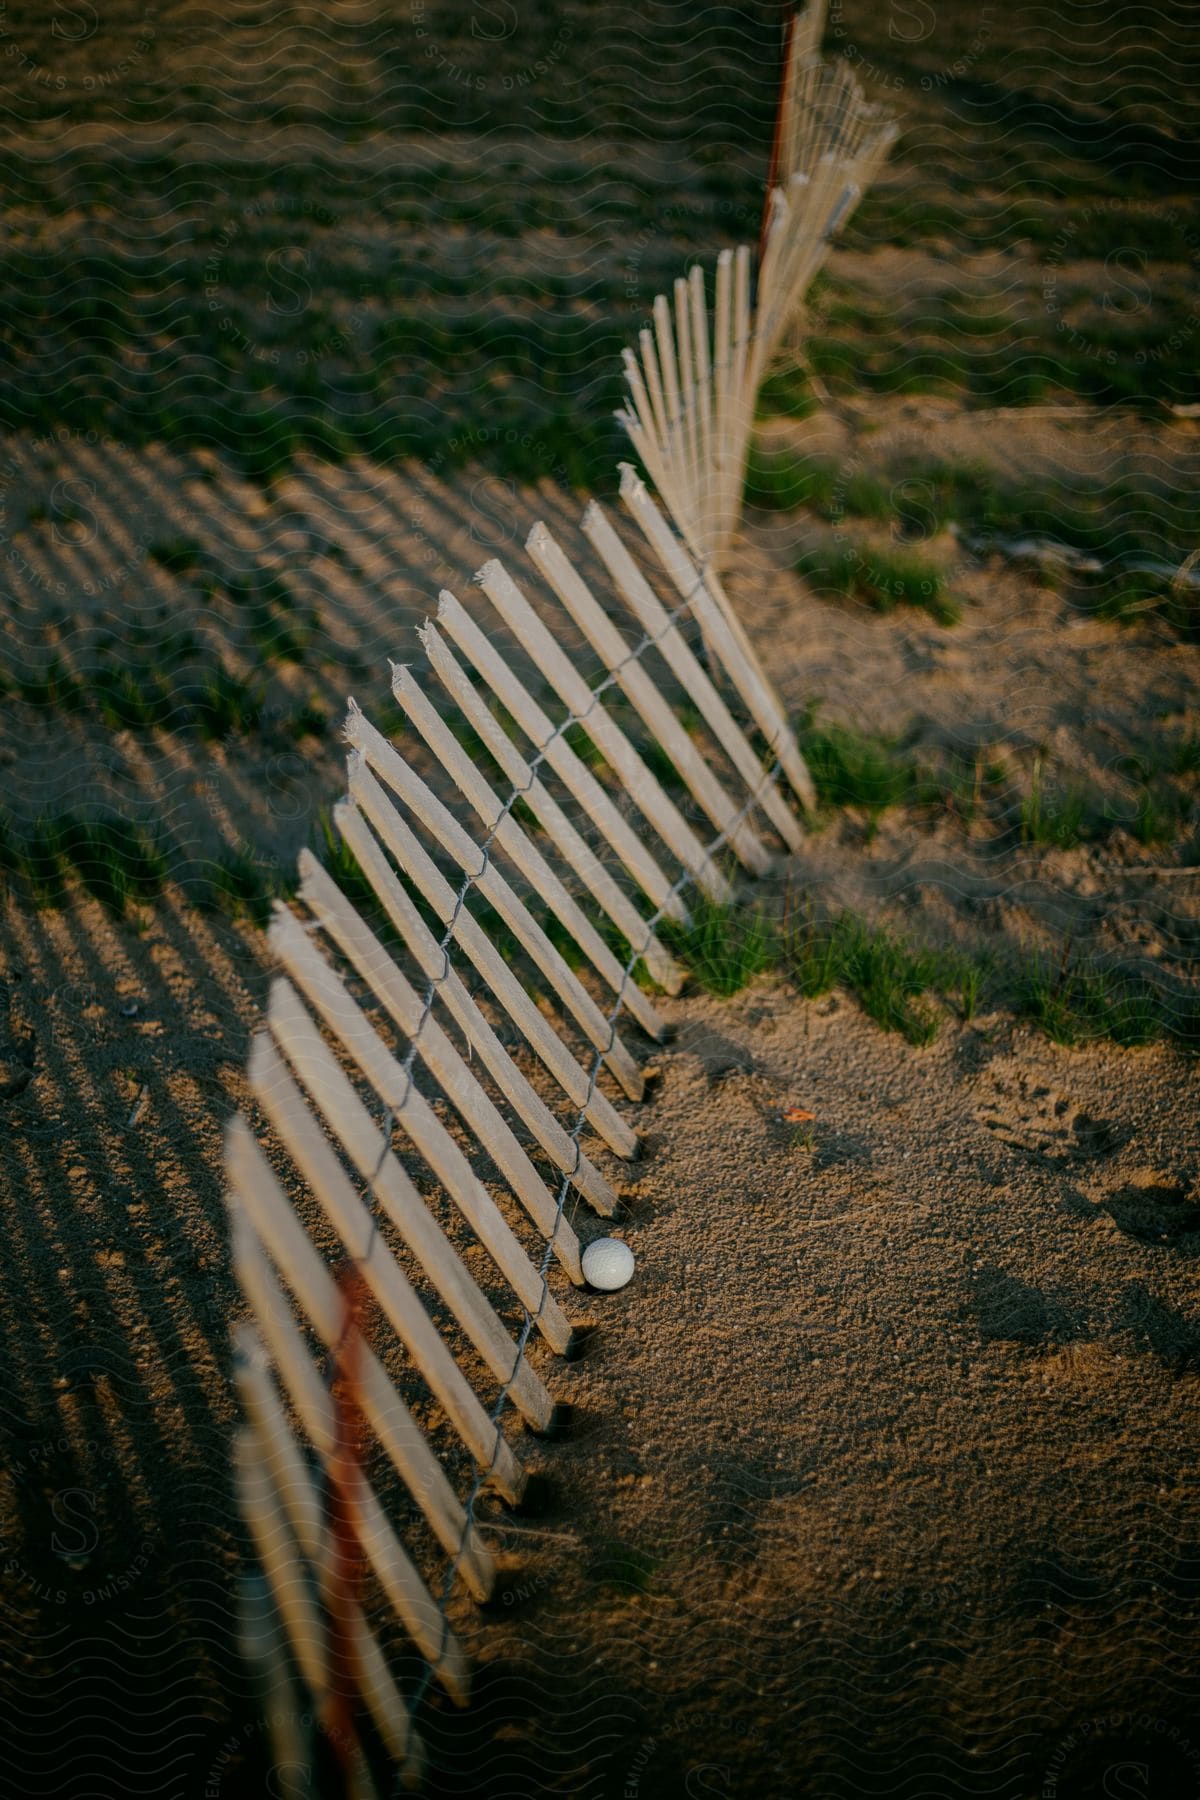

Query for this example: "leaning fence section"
[224,467,815,1788]
[618,0,897,573]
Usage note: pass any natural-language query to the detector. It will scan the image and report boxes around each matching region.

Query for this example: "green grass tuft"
[561,721,609,774]
[193,667,266,740]
[1169,732,1200,777]
[195,849,283,928]
[779,907,943,1045]
[312,808,378,913]
[662,893,773,997]
[745,444,897,523]
[794,540,959,625]
[1020,758,1090,848]
[94,665,178,733]
[0,810,168,915]
[744,445,840,514]
[795,704,919,818]
[1011,943,1165,1047]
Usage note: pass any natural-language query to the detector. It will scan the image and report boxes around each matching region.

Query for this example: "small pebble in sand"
[582,1238,635,1291]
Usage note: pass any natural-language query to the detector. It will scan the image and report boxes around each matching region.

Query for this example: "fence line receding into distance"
[224,479,812,1790]
[617,0,897,575]
[221,2,878,1783]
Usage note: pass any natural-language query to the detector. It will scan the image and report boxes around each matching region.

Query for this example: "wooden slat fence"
[224,484,813,1788]
[617,0,897,573]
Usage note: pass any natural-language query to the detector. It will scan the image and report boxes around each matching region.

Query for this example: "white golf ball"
[581,1237,635,1292]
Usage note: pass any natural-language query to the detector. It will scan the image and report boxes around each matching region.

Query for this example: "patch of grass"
[195,849,282,928]
[6,646,275,742]
[744,445,840,514]
[193,667,266,740]
[561,721,609,775]
[0,814,60,905]
[1110,764,1195,845]
[1020,757,1091,848]
[755,364,819,417]
[745,444,895,522]
[795,704,920,819]
[837,918,942,1046]
[794,707,1010,837]
[224,572,314,665]
[595,915,665,996]
[94,665,179,733]
[659,870,1190,1056]
[65,817,168,913]
[543,909,588,975]
[1012,943,1164,1047]
[312,808,378,913]
[779,907,942,1045]
[1170,732,1200,777]
[639,737,687,795]
[794,539,959,625]
[1106,981,1166,1048]
[795,281,1200,413]
[661,892,773,997]
[780,898,841,1000]
[956,957,982,1023]
[1129,785,1185,846]
[0,810,168,915]
[748,443,1200,638]
[935,748,1006,826]
[875,457,1200,638]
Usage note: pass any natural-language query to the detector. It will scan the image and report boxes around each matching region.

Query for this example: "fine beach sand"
[1,434,1198,1797]
[1,0,1198,1791]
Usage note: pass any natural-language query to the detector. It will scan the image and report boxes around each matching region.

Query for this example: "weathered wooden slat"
[294,850,587,1282]
[247,1025,557,1435]
[230,1204,494,1606]
[616,11,895,572]
[234,1324,470,1706]
[476,558,732,906]
[233,1424,331,1705]
[346,742,639,1160]
[346,703,645,1102]
[618,465,818,816]
[580,500,803,853]
[389,660,668,1034]
[524,519,773,875]
[433,588,689,924]
[226,1114,527,1502]
[263,949,574,1350]
[417,617,684,997]
[329,792,619,1214]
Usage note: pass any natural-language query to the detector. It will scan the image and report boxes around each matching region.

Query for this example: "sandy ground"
[5,880,1199,1800]
[438,987,1200,1799]
[1,438,1197,1796]
[0,2,1197,1793]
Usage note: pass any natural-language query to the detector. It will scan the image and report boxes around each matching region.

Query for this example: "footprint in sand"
[1084,1169,1200,1252]
[972,1058,1129,1165]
